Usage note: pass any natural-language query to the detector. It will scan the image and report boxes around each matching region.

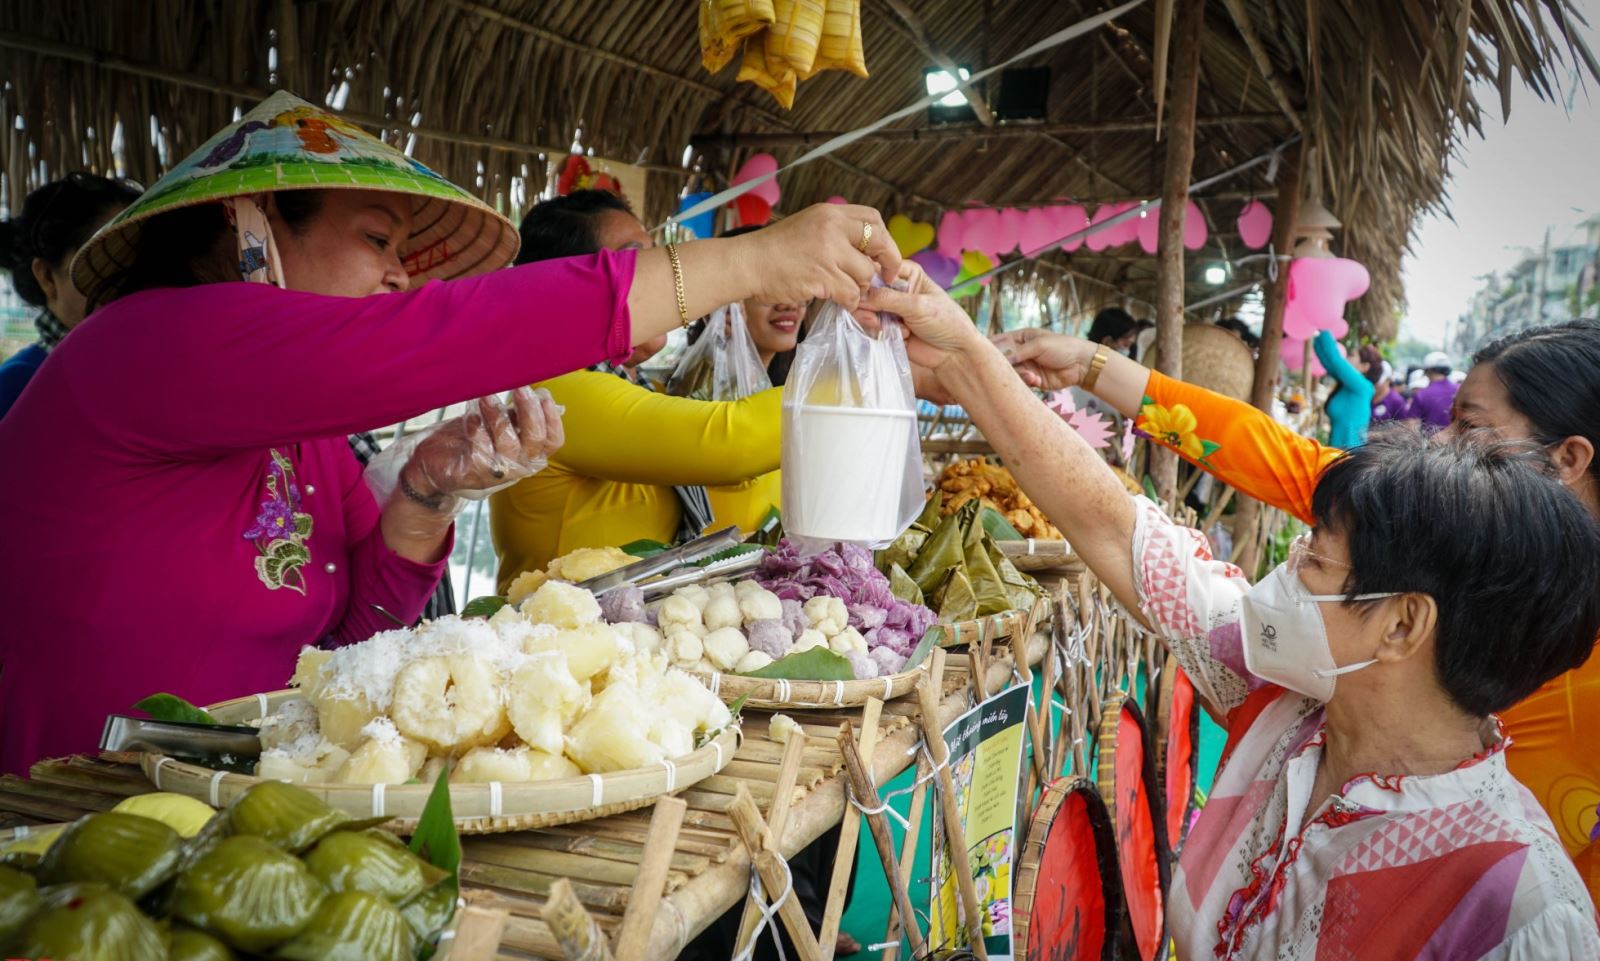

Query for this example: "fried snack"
[934,459,1065,540]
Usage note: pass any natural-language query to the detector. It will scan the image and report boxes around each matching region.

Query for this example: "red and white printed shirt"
[1125,495,1600,959]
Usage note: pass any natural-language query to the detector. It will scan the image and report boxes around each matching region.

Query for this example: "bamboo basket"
[689,659,927,711]
[1012,776,1122,961]
[136,690,741,835]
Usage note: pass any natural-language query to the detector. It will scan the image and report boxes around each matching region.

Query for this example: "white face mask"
[1240,561,1398,702]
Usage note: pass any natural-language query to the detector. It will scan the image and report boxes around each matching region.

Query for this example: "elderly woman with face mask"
[0,92,903,774]
[864,271,1600,958]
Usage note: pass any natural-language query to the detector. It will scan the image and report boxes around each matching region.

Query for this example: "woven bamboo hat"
[1143,322,1256,401]
[73,91,518,307]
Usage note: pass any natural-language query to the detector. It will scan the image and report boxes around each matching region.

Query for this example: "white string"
[845,741,950,831]
[256,692,271,718]
[660,759,678,792]
[775,679,792,703]
[489,781,503,818]
[665,0,1150,231]
[208,769,228,808]
[709,672,721,696]
[589,773,604,807]
[153,757,173,791]
[832,680,845,706]
[371,783,386,818]
[731,852,796,961]
[881,675,894,701]
[713,739,725,771]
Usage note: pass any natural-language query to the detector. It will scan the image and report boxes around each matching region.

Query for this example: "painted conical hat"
[74,90,519,306]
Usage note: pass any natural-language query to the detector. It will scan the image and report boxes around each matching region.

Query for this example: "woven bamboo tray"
[690,660,928,711]
[136,690,740,835]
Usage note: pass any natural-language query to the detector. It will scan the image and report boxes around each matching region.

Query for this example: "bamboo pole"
[817,698,886,960]
[688,113,1288,149]
[733,731,809,956]
[613,797,689,961]
[1235,144,1305,576]
[837,721,927,960]
[878,751,931,961]
[438,900,511,961]
[1151,0,1205,505]
[728,786,825,961]
[542,878,616,961]
[915,675,989,960]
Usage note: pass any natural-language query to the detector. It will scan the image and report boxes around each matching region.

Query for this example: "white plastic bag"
[781,301,923,549]
[665,301,773,401]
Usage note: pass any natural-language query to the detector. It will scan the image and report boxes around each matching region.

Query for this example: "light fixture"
[1293,196,1342,234]
[1203,263,1229,286]
[924,67,973,107]
[1292,229,1335,259]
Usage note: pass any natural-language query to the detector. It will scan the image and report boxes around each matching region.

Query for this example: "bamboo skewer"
[817,696,885,960]
[613,796,688,961]
[438,900,511,961]
[542,877,616,961]
[914,675,989,961]
[879,749,931,961]
[733,730,809,956]
[728,785,825,961]
[837,721,927,961]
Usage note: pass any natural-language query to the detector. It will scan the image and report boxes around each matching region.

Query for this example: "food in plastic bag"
[781,301,922,548]
[667,301,774,401]
[700,0,777,74]
[809,0,868,78]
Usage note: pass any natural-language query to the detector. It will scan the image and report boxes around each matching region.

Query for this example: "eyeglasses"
[1285,532,1350,576]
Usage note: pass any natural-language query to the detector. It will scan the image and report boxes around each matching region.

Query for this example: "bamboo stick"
[613,797,689,961]
[727,786,825,961]
[438,901,511,961]
[881,650,944,961]
[542,877,616,961]
[688,113,1287,149]
[817,697,885,959]
[914,675,989,960]
[733,731,809,956]
[837,722,927,960]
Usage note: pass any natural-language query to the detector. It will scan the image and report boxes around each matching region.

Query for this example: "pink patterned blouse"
[1125,495,1599,959]
[0,252,635,774]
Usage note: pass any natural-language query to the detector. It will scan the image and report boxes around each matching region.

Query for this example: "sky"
[1399,1,1600,347]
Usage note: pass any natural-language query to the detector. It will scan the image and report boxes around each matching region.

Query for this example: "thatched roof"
[2,0,1592,339]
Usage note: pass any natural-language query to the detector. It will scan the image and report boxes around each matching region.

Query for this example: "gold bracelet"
[1081,346,1110,393]
[666,242,688,328]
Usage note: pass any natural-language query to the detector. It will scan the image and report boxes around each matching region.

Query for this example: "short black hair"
[1473,320,1600,482]
[1215,316,1260,349]
[1086,307,1138,345]
[0,174,142,306]
[1311,428,1600,716]
[516,190,635,265]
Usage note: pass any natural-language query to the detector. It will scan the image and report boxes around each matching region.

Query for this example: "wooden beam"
[876,0,996,126]
[690,113,1286,149]
[1219,0,1304,131]
[1233,144,1302,578]
[1152,0,1205,504]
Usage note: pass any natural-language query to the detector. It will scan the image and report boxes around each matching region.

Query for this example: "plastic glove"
[365,386,564,518]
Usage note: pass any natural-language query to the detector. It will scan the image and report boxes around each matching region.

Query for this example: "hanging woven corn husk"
[738,33,800,109]
[807,0,868,78]
[768,0,825,77]
[700,0,777,74]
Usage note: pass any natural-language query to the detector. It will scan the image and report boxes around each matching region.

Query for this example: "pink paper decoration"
[732,153,781,205]
[1049,205,1090,251]
[1086,204,1121,251]
[1183,199,1208,250]
[998,208,1027,256]
[1019,207,1059,255]
[1237,200,1272,249]
[937,209,968,256]
[1283,256,1371,340]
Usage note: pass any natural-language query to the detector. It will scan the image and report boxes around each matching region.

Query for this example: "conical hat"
[73,91,518,306]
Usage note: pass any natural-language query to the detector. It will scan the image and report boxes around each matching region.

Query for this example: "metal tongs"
[101,715,263,763]
[576,526,744,596]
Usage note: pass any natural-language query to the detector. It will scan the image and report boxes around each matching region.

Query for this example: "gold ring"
[857,221,873,254]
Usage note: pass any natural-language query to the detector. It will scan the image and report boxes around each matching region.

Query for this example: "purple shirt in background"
[1404,378,1458,429]
[1371,389,1407,423]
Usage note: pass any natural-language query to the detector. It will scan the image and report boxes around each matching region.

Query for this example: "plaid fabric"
[34,311,69,352]
[346,431,457,620]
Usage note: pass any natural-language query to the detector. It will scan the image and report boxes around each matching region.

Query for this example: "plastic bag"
[363,386,564,520]
[780,300,922,550]
[665,301,773,401]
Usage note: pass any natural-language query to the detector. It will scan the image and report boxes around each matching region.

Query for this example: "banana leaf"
[961,513,1014,617]
[908,505,968,595]
[992,546,1045,612]
[887,563,924,607]
[933,567,977,623]
[745,646,855,681]
[914,491,943,531]
[459,596,507,619]
[134,693,215,726]
[980,507,1024,542]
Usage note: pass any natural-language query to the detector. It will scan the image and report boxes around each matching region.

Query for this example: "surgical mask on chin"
[1240,563,1398,702]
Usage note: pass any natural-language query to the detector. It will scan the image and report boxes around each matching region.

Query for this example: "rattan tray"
[137,690,740,834]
